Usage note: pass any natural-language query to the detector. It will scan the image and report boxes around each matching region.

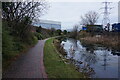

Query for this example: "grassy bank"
[44,38,84,78]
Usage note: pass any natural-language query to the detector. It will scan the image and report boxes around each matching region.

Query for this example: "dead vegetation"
[53,39,67,56]
[80,35,120,49]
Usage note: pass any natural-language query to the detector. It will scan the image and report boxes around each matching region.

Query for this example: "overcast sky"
[40,0,119,30]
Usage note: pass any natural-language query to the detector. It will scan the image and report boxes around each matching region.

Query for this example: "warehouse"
[36,20,61,30]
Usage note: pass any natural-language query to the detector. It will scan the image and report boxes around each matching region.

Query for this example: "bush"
[2,27,14,60]
[2,21,38,69]
[34,32,43,40]
[79,31,90,38]
[32,36,38,45]
[63,30,67,35]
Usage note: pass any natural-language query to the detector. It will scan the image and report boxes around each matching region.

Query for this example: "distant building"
[82,26,87,31]
[36,20,61,30]
[82,25,103,32]
[112,23,120,32]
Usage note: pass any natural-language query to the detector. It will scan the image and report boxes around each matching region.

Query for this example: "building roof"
[39,19,61,25]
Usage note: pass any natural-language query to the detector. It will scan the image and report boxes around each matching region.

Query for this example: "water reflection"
[101,50,111,70]
[60,38,119,78]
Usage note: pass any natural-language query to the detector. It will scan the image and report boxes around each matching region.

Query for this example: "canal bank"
[44,38,85,78]
[57,37,119,78]
[79,35,120,51]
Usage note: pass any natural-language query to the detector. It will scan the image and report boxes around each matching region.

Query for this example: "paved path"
[3,40,47,78]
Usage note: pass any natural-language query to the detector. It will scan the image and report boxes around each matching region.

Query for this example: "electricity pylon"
[100,1,113,31]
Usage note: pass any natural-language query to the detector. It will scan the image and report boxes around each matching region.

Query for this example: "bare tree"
[73,25,78,33]
[70,25,78,38]
[80,11,99,25]
[2,0,49,23]
[2,0,49,37]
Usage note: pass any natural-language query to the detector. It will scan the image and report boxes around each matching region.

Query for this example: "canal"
[59,38,120,78]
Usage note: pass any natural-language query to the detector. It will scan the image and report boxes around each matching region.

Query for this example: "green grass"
[44,38,84,78]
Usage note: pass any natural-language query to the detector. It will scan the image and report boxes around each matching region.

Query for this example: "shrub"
[79,31,90,38]
[2,21,38,69]
[2,27,14,60]
[34,32,43,40]
[32,36,38,45]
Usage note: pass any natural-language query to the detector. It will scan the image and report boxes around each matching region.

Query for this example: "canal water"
[60,38,120,78]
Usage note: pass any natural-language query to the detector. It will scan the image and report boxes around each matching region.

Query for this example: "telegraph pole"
[101,1,113,31]
[118,1,120,23]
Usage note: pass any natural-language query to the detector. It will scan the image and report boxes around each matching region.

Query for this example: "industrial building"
[112,23,120,32]
[82,25,103,32]
[36,20,61,30]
